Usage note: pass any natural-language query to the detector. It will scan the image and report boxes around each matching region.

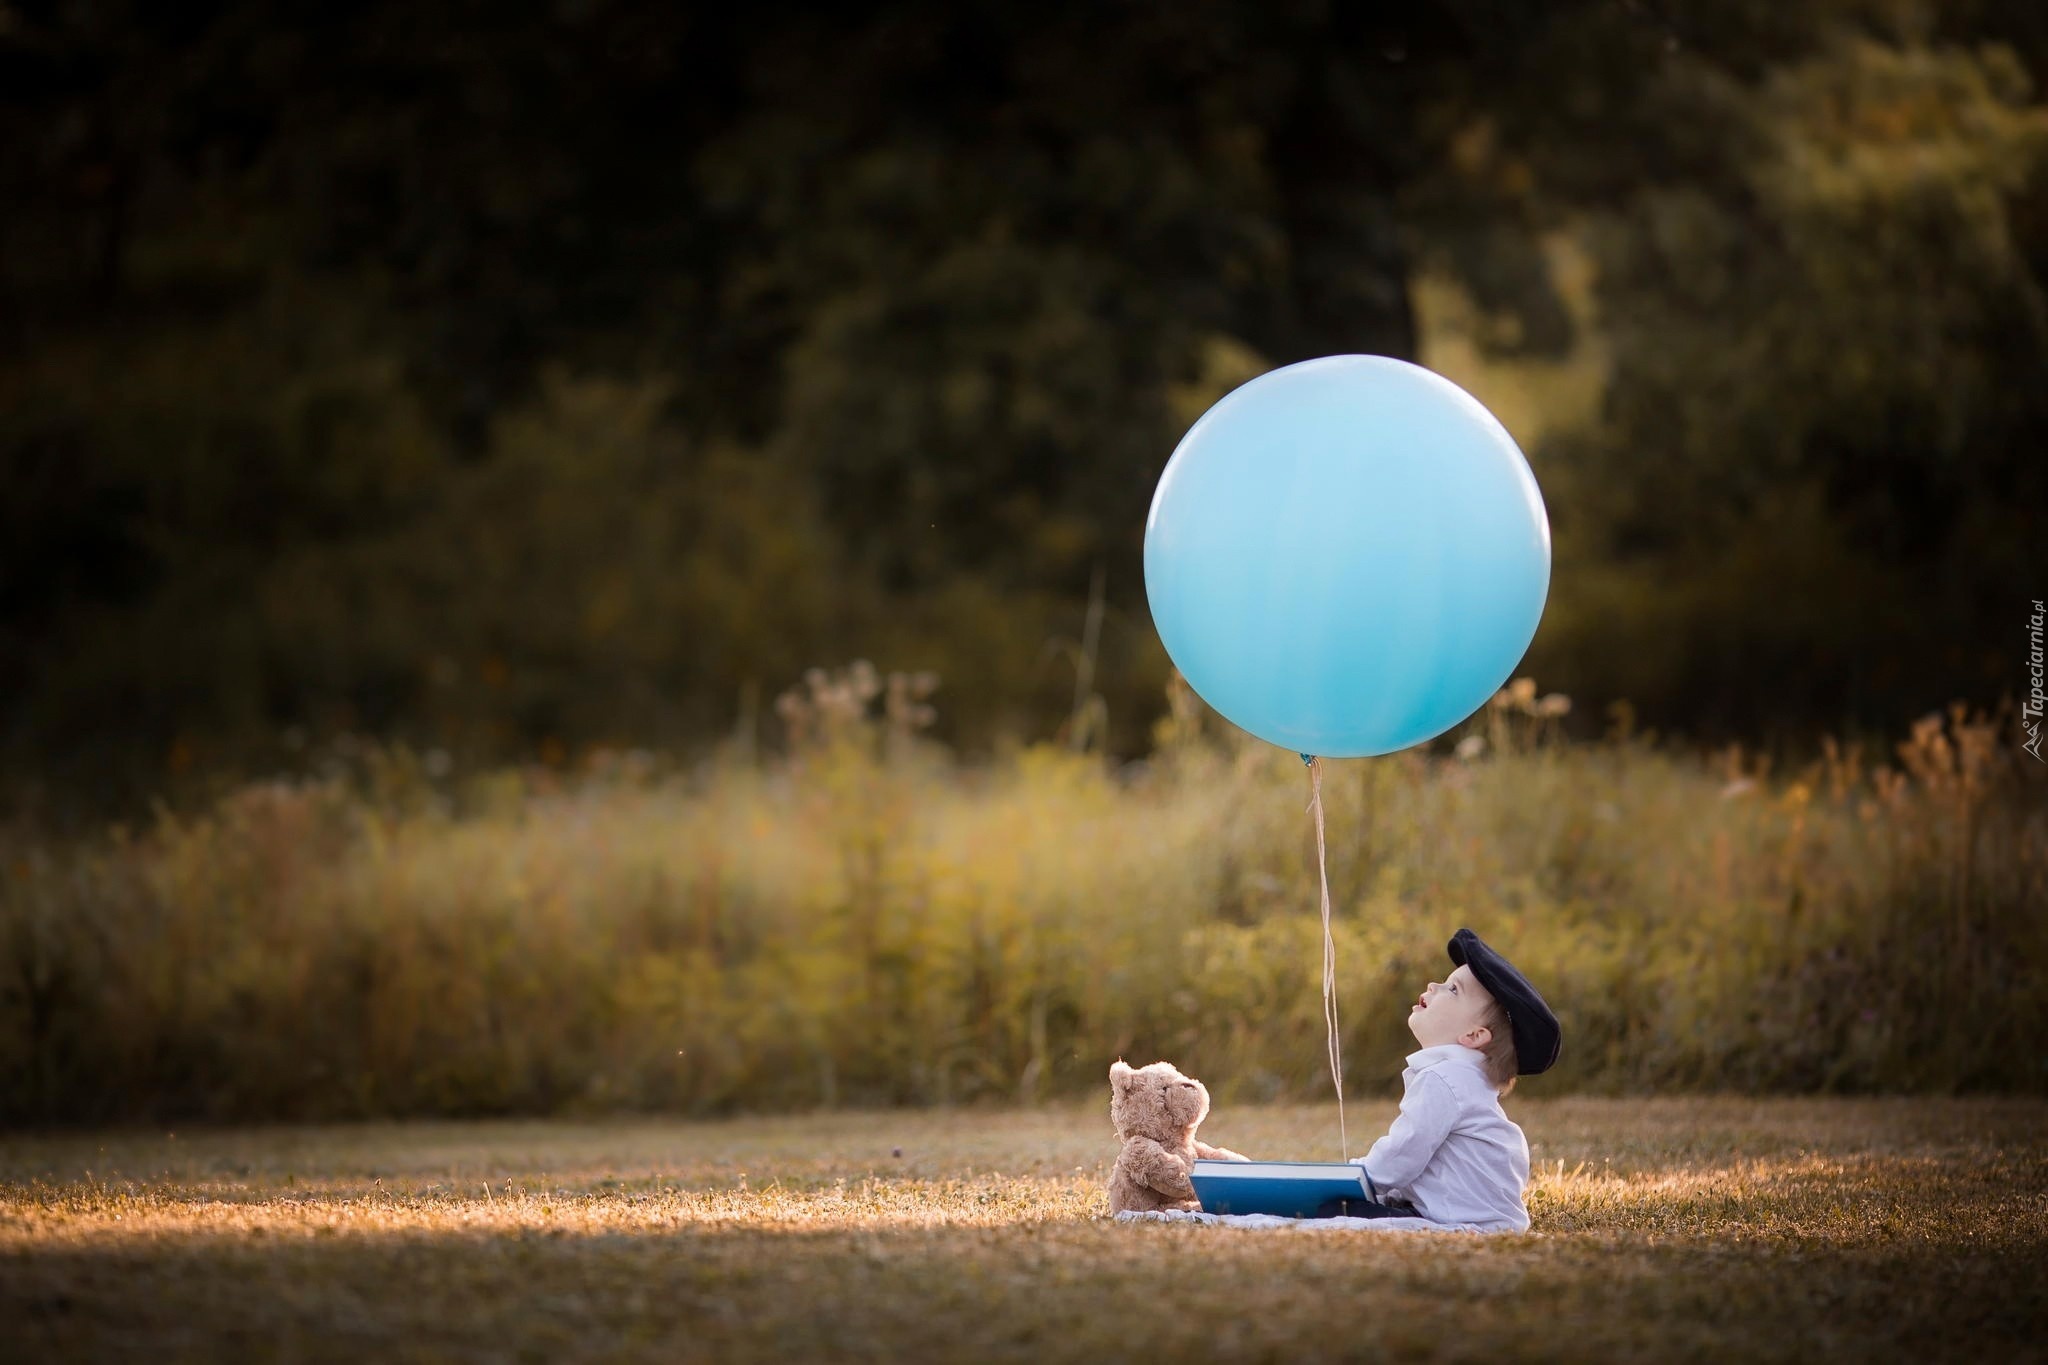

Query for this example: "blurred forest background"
[5,0,2044,805]
[3,1,2046,1123]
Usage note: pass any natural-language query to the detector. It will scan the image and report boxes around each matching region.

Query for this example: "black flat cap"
[1448,928,1560,1075]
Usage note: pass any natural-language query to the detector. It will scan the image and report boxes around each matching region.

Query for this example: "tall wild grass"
[4,668,2043,1124]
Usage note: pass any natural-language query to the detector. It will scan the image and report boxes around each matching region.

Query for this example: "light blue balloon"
[1144,355,1550,758]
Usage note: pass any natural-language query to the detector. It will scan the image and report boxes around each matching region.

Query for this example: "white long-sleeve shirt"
[1351,1043,1531,1232]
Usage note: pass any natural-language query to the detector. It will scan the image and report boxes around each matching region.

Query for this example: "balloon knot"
[1301,753,1317,767]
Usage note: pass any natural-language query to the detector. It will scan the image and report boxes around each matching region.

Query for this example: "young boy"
[1333,928,1560,1232]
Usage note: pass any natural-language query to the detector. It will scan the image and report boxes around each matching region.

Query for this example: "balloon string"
[1305,755,1347,1161]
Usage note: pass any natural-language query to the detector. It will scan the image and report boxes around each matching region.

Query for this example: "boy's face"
[1407,964,1497,1050]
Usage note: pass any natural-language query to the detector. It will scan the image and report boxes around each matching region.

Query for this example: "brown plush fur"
[1107,1059,1249,1214]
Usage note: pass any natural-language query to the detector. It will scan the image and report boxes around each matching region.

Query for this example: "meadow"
[6,1096,2045,1362]
[4,671,2044,1126]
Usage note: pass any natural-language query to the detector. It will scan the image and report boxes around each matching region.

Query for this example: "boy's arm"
[1352,1072,1458,1191]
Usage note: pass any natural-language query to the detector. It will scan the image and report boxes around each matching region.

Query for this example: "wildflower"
[1493,678,1540,712]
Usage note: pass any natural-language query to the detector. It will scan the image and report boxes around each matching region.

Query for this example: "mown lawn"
[5,1097,2045,1362]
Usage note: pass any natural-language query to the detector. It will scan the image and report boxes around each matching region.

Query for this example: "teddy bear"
[1107,1059,1250,1214]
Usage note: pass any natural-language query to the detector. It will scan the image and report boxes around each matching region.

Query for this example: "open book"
[1189,1159,1371,1218]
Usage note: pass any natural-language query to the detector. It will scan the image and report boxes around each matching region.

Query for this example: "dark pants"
[1311,1194,1420,1219]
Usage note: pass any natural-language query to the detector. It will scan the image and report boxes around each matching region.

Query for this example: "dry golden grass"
[10,698,2044,1125]
[6,1097,2045,1362]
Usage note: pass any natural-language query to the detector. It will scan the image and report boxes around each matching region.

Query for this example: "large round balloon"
[1144,355,1550,757]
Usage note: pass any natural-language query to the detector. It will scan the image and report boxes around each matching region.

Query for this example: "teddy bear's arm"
[1126,1137,1198,1201]
[1194,1141,1250,1162]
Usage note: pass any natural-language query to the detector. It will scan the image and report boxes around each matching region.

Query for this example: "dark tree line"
[3,0,2043,806]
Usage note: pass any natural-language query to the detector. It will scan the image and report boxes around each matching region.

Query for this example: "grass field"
[12,700,2044,1127]
[6,1096,2045,1362]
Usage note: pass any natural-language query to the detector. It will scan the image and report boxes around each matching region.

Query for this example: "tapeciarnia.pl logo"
[2026,598,2045,762]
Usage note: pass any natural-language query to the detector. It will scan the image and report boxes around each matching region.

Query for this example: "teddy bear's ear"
[1109,1059,1135,1092]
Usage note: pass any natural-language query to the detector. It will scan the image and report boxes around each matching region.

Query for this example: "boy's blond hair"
[1476,999,1519,1095]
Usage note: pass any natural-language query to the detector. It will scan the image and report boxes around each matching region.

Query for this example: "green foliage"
[5,2,2045,795]
[1529,29,2048,735]
[4,681,2040,1124]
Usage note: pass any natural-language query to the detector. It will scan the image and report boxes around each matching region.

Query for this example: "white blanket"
[1113,1209,1503,1233]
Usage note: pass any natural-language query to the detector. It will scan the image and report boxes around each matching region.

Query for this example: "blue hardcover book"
[1189,1159,1371,1218]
